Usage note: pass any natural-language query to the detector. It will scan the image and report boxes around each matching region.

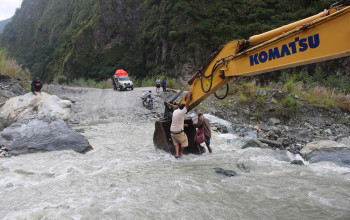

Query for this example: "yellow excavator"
[154,1,350,155]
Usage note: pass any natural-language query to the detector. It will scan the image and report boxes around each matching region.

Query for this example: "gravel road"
[45,85,173,125]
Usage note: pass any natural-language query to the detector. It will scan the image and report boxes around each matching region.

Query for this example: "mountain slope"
[0,0,337,82]
[0,18,11,34]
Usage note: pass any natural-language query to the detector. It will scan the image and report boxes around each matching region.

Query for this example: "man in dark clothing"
[161,79,166,92]
[193,109,212,154]
[31,77,43,95]
[112,75,117,91]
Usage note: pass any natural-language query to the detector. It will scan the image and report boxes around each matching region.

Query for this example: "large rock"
[300,140,350,167]
[203,114,233,133]
[339,137,350,147]
[0,117,92,155]
[242,138,265,149]
[304,148,350,167]
[0,74,25,100]
[0,92,72,130]
[300,140,349,156]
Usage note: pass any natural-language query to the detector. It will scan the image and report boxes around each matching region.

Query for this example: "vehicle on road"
[114,69,134,91]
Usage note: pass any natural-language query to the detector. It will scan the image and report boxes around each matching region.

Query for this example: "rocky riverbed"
[1,76,350,163]
[201,89,350,155]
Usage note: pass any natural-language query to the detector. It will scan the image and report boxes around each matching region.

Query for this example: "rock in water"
[339,137,350,147]
[241,138,267,149]
[0,92,72,130]
[300,140,350,167]
[0,117,92,155]
[214,168,237,177]
[304,148,350,167]
[291,160,304,165]
[300,140,349,156]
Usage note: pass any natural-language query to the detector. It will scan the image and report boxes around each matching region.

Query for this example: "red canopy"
[115,69,128,77]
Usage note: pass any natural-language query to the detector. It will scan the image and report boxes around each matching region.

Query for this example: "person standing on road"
[193,109,212,154]
[156,78,161,93]
[170,92,191,158]
[31,76,43,96]
[112,75,118,91]
[161,78,166,92]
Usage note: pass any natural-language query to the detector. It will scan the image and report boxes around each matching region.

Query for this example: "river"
[1,118,350,219]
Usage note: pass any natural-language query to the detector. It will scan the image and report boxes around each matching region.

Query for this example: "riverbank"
[200,88,350,154]
[2,76,350,156]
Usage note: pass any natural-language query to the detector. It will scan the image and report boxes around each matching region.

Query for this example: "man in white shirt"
[170,92,191,158]
[156,78,161,93]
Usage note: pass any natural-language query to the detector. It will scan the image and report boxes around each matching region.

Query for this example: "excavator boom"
[154,3,350,155]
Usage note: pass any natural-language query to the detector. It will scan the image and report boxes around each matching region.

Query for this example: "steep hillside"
[0,0,340,82]
[0,18,11,34]
[1,0,143,81]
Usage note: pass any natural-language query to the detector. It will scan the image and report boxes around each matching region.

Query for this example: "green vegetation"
[220,69,350,119]
[0,18,10,34]
[133,75,182,89]
[195,104,207,111]
[0,0,338,84]
[53,76,113,89]
[0,49,29,80]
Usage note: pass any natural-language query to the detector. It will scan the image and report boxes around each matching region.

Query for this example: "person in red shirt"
[193,109,212,154]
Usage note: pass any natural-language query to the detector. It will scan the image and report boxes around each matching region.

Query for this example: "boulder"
[300,140,349,157]
[0,92,72,130]
[204,114,233,133]
[0,74,25,100]
[0,117,92,155]
[300,140,350,167]
[339,137,350,147]
[242,138,265,149]
[304,148,350,167]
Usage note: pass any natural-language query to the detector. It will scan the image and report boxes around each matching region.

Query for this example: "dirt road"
[45,85,172,125]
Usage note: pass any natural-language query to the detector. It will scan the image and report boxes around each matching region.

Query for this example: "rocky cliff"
[0,18,11,34]
[0,0,339,82]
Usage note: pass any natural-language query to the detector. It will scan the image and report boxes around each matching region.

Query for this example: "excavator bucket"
[153,118,205,155]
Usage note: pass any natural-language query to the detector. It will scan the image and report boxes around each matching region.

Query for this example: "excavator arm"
[154,2,350,155]
[175,4,350,112]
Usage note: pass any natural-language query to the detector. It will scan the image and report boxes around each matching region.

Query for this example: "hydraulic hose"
[214,83,229,100]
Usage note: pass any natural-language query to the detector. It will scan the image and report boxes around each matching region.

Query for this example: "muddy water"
[1,120,350,219]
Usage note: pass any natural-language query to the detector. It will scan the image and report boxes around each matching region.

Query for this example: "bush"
[134,75,182,89]
[53,75,67,85]
[0,49,30,80]
[305,86,335,108]
[70,77,112,89]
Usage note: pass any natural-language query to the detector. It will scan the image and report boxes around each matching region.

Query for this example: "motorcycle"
[141,94,154,110]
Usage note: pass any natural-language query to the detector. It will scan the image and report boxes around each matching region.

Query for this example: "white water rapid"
[1,119,350,219]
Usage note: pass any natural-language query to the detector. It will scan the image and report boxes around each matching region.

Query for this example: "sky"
[0,0,23,20]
